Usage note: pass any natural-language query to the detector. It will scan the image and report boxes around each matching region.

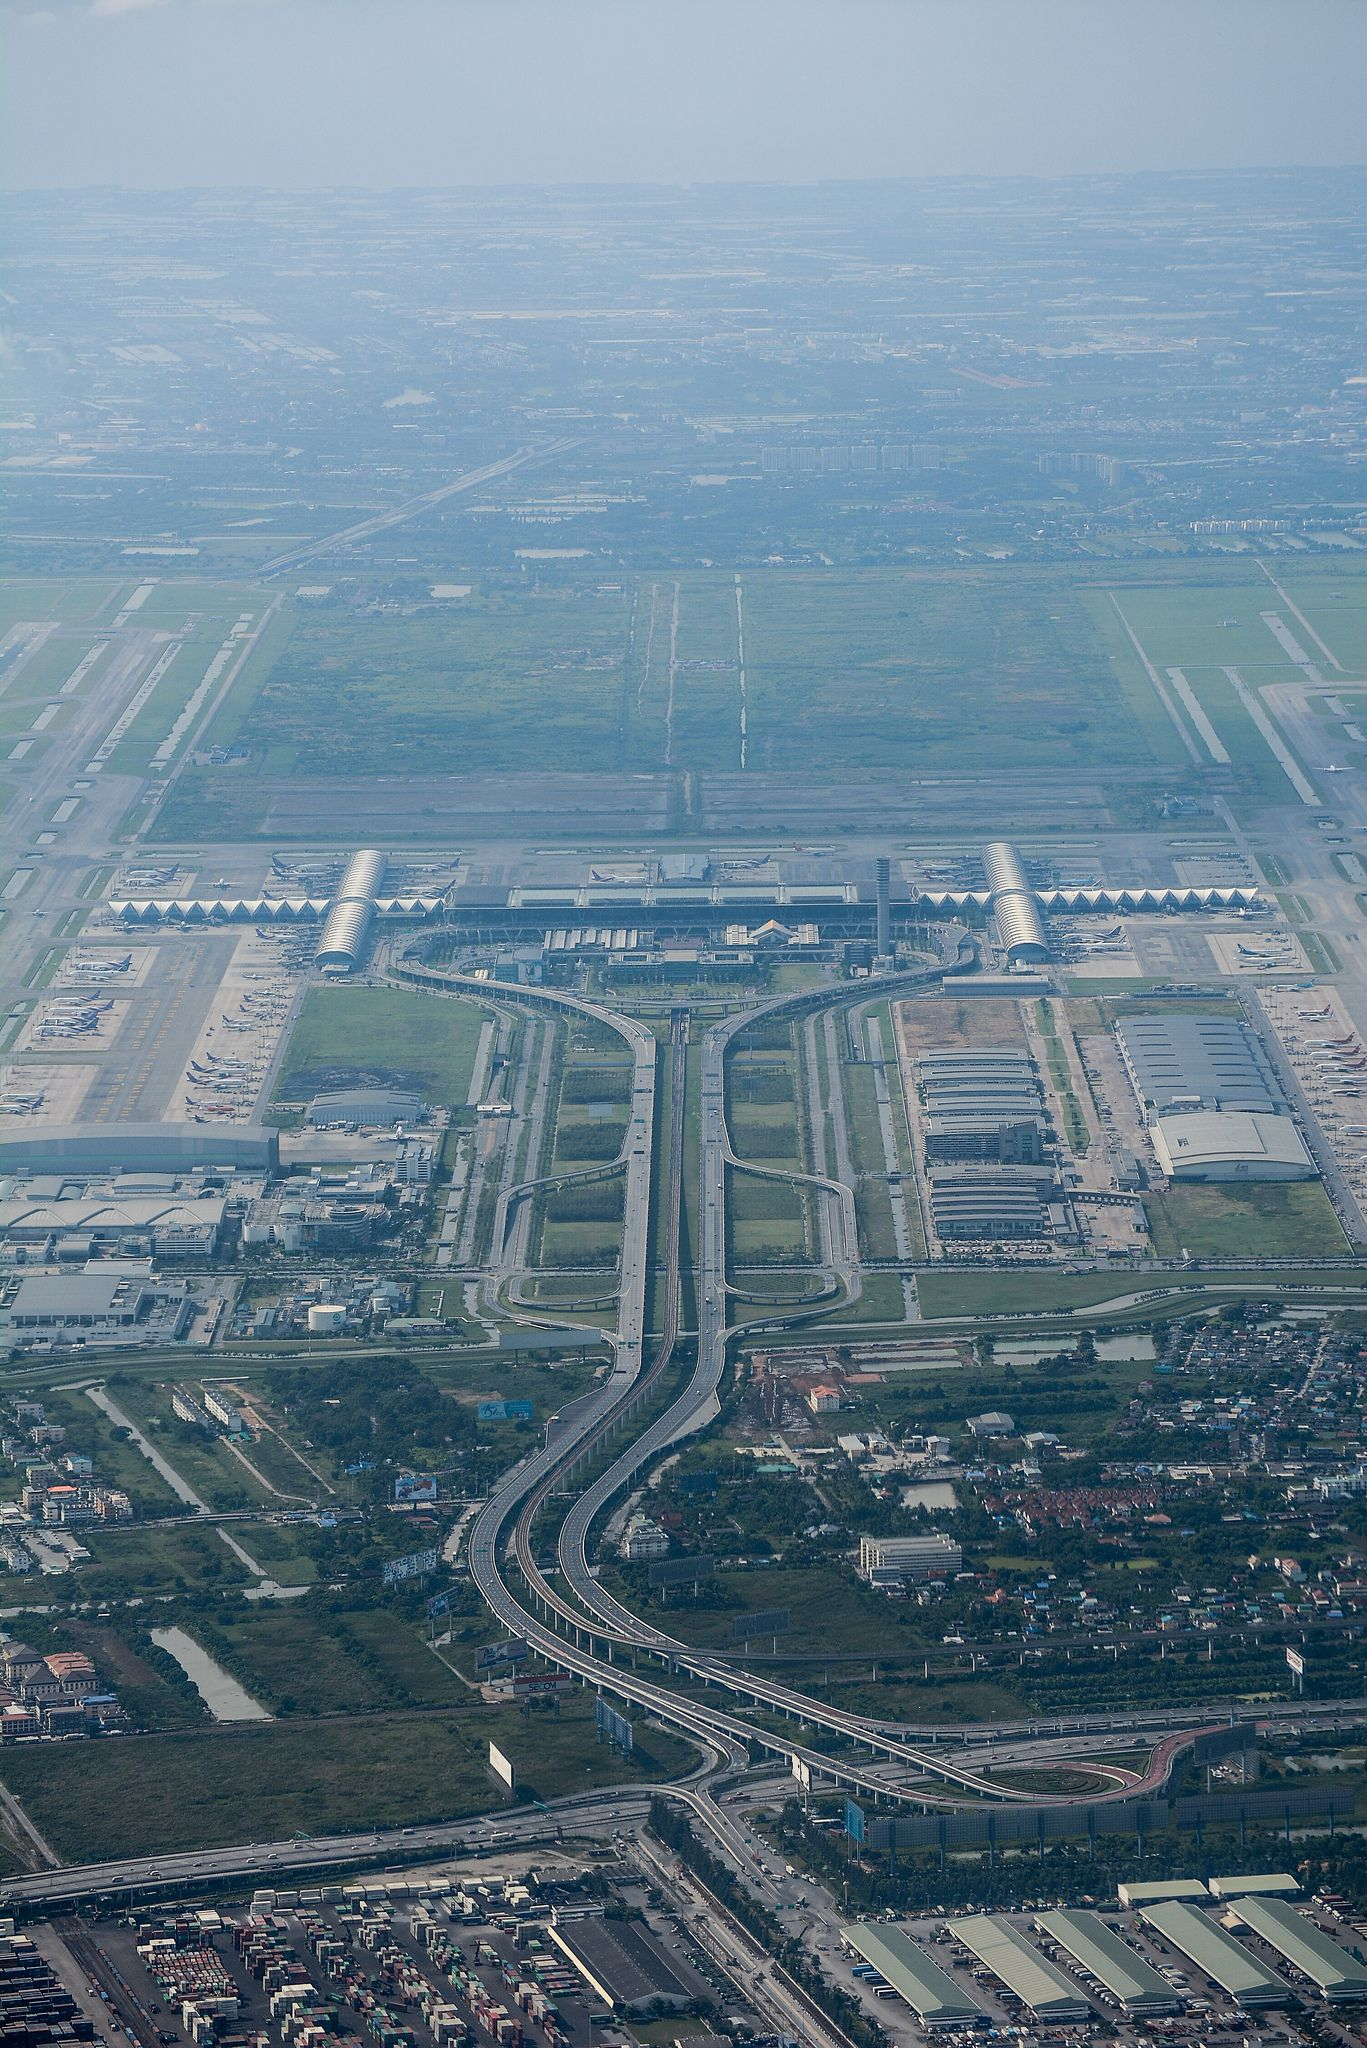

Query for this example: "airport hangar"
[110,839,1262,975]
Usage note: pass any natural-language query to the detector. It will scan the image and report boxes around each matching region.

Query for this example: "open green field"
[1148,1179,1349,1260]
[150,564,1207,832]
[72,1524,253,1603]
[0,1698,696,1861]
[275,985,491,1108]
[1265,566,1367,672]
[0,579,122,632]
[914,1261,1367,1319]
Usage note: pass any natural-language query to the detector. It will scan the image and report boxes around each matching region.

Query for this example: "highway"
[394,953,1352,1821]
[404,957,1129,1805]
[256,443,579,579]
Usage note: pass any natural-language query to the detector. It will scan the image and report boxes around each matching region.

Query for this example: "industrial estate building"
[858,1532,963,1584]
[914,1045,1072,1239]
[954,1916,1092,2022]
[1138,1901,1290,2006]
[844,1926,986,2029]
[1034,1911,1184,2016]
[1226,1898,1367,2002]
[546,1915,698,2014]
[1116,1016,1315,1182]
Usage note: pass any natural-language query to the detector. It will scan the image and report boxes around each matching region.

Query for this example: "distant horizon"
[4,0,1366,192]
[7,162,1367,198]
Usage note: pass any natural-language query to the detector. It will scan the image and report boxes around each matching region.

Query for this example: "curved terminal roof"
[983,841,1050,964]
[315,848,388,974]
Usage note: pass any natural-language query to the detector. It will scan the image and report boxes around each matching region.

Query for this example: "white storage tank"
[307,1303,347,1336]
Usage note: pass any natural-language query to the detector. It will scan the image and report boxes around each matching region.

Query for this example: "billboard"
[647,1553,715,1588]
[845,1798,866,1845]
[478,1399,535,1422]
[477,1637,529,1670]
[489,1741,515,1793]
[791,1754,812,1791]
[732,1608,791,1641]
[394,1473,438,1504]
[382,1546,439,1585]
[678,1471,718,1498]
[595,1696,634,1755]
[514,1671,572,1695]
[1287,1647,1305,1678]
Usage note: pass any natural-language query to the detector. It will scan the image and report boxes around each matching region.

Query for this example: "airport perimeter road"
[256,442,579,579]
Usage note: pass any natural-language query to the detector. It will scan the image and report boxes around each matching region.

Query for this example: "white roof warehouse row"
[954,1916,1091,2021]
[1229,1898,1367,2002]
[1139,1900,1289,2006]
[844,1926,986,2029]
[1034,1910,1184,2016]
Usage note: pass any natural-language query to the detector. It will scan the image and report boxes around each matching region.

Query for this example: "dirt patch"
[64,1622,159,1688]
[284,1063,428,1098]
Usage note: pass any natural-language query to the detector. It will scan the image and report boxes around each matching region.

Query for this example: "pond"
[151,1625,271,1722]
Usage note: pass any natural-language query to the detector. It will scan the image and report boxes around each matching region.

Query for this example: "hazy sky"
[4,0,1367,191]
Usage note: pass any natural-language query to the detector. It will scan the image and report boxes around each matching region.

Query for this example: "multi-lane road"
[398,952,1252,1815]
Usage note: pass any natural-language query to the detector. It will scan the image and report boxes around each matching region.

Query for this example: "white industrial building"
[1151,1110,1315,1182]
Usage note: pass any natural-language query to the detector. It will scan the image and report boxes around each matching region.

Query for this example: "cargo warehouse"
[1034,1911,1184,2016]
[954,1916,1092,2022]
[844,1925,986,2029]
[1138,1901,1290,2007]
[1227,1898,1367,2002]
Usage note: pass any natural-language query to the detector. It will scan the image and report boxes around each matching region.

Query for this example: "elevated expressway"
[397,957,1201,1810]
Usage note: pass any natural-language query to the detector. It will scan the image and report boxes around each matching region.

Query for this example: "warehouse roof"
[1118,1880,1209,1907]
[1116,1015,1282,1114]
[0,1195,226,1239]
[1228,1898,1367,2000]
[1151,1110,1313,1179]
[548,1917,695,2013]
[1208,1875,1300,1899]
[1138,1901,1289,2004]
[844,1925,986,2028]
[1035,1911,1183,2014]
[955,1916,1091,2020]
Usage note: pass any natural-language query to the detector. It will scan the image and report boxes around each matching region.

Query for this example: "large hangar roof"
[1151,1110,1314,1180]
[844,1925,986,2027]
[1228,1898,1367,2000]
[955,1915,1091,2020]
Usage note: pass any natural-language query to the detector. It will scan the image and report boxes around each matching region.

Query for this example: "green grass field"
[149,564,1209,823]
[1148,1180,1349,1260]
[276,985,491,1107]
[0,1698,696,1860]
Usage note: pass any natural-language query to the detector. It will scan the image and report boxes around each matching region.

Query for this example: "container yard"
[40,1863,733,2048]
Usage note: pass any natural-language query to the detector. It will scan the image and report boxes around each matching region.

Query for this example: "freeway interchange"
[394,956,1253,1815]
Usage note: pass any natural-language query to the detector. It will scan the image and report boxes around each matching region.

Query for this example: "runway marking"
[1257,558,1346,672]
[1165,667,1230,764]
[1223,666,1321,806]
[1107,593,1202,766]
